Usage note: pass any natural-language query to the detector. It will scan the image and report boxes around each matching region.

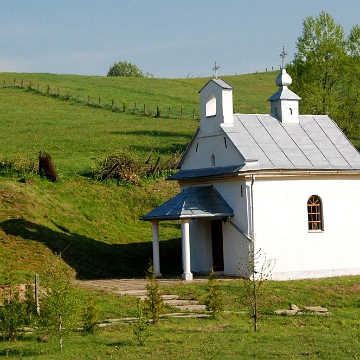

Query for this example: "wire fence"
[4,78,199,120]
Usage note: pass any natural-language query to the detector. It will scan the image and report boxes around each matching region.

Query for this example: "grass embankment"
[0,71,278,280]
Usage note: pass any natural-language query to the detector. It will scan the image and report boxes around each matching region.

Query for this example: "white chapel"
[142,64,360,281]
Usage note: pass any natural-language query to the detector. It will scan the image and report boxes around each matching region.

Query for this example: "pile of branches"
[92,149,181,184]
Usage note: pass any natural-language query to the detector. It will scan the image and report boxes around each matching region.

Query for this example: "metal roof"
[268,87,301,101]
[170,165,244,180]
[225,114,360,170]
[141,185,234,221]
[170,113,360,181]
[198,78,233,93]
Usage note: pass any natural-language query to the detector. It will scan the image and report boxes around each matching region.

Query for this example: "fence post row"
[3,78,199,119]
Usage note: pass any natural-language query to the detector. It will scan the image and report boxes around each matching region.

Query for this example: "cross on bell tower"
[279,46,287,69]
[212,61,220,79]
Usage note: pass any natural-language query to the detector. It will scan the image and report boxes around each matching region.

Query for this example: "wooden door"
[211,220,224,271]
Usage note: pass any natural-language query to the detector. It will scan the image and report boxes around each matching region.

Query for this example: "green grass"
[0,71,359,358]
[0,70,279,281]
[0,277,358,359]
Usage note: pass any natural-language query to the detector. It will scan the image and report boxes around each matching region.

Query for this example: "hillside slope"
[0,71,295,280]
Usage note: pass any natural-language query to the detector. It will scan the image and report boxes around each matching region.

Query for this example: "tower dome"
[275,68,292,87]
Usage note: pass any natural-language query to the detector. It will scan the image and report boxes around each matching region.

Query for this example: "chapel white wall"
[252,176,360,280]
[180,134,244,170]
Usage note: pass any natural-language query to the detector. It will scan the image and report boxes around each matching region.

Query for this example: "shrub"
[92,149,144,184]
[205,269,223,319]
[143,262,164,325]
[133,299,151,346]
[82,296,100,334]
[0,285,26,341]
[0,155,38,181]
[39,259,81,350]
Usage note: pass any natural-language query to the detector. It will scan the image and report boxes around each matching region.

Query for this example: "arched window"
[211,154,216,166]
[307,195,323,231]
[206,94,216,117]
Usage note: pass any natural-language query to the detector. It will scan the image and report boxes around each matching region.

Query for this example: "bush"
[143,262,164,325]
[39,259,81,350]
[0,155,38,181]
[205,269,223,319]
[0,285,27,341]
[92,149,144,184]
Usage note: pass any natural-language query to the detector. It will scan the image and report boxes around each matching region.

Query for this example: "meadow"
[0,71,359,358]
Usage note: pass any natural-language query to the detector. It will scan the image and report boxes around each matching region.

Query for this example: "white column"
[181,219,193,280]
[151,221,162,277]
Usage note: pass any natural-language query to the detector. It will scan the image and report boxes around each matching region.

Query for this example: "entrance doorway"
[211,220,224,271]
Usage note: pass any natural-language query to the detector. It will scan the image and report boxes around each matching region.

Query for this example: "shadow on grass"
[0,219,182,280]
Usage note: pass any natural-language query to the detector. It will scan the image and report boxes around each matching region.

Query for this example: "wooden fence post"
[144,103,147,115]
[156,104,160,117]
[46,85,50,95]
[99,96,101,106]
[134,102,137,113]
[21,79,23,88]
[3,80,5,87]
[112,98,114,109]
[168,106,171,118]
[181,106,184,118]
[29,80,32,89]
[13,78,16,86]
[37,83,40,91]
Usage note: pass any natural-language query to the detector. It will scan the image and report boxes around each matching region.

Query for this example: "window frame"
[307,195,323,231]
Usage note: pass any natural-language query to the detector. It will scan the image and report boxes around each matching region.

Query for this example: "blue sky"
[0,0,359,78]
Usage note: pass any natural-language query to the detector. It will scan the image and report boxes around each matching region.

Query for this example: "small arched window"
[307,195,323,231]
[206,94,216,117]
[211,154,216,166]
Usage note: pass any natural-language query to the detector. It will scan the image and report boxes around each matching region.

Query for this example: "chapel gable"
[199,79,234,134]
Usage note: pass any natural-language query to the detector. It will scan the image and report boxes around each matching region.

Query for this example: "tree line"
[287,12,360,139]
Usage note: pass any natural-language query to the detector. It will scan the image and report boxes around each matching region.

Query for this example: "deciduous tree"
[288,12,347,116]
[107,61,153,78]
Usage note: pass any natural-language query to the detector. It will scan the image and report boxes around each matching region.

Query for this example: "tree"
[107,61,153,78]
[239,248,276,332]
[341,25,360,136]
[205,269,223,319]
[288,12,347,116]
[143,261,164,325]
[39,258,81,351]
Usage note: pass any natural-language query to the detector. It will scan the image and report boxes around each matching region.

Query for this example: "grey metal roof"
[224,114,360,171]
[268,87,301,101]
[198,78,233,93]
[170,165,244,180]
[141,185,234,221]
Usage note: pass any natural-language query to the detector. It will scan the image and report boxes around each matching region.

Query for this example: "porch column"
[151,221,162,277]
[181,219,193,280]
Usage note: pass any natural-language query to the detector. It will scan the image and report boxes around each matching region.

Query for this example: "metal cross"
[280,46,287,69]
[212,61,220,79]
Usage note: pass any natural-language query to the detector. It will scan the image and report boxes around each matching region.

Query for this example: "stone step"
[164,299,200,306]
[175,304,207,311]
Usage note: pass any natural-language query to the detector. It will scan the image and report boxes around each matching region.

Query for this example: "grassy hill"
[0,70,353,282]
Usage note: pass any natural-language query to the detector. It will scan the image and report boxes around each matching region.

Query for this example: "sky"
[0,0,359,78]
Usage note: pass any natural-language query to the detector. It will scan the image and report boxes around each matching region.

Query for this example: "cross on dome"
[212,61,220,79]
[279,46,287,69]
